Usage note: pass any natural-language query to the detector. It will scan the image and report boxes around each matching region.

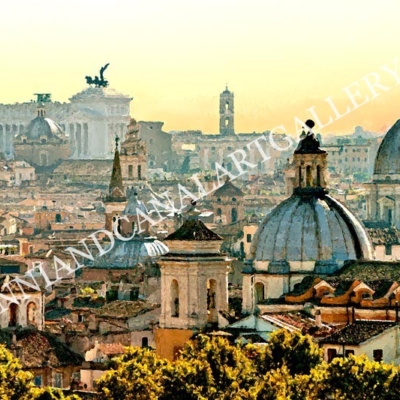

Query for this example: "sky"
[1,0,400,135]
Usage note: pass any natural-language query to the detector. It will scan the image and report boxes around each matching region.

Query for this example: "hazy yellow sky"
[1,0,400,135]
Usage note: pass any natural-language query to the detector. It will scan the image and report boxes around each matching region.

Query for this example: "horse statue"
[85,64,110,87]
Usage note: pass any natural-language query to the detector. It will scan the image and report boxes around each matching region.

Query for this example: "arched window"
[137,165,142,180]
[141,337,149,348]
[207,279,217,322]
[232,197,237,202]
[225,118,229,127]
[128,165,133,177]
[217,198,221,202]
[55,213,62,223]
[255,282,265,302]
[231,208,238,222]
[171,280,179,317]
[316,165,321,186]
[9,303,18,327]
[216,208,222,216]
[298,167,302,187]
[306,166,312,186]
[27,302,37,326]
[225,101,229,111]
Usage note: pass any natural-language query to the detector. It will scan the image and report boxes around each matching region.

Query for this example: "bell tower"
[219,85,235,135]
[156,205,231,360]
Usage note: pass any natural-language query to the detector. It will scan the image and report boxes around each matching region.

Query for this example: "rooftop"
[165,219,222,241]
[319,321,396,345]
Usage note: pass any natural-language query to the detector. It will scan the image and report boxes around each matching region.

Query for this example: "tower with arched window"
[219,86,234,135]
[212,177,244,225]
[119,118,147,187]
[156,213,231,359]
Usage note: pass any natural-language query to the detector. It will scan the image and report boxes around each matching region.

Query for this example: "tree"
[315,354,400,400]
[266,329,322,375]
[0,345,79,400]
[97,347,168,400]
[168,335,257,400]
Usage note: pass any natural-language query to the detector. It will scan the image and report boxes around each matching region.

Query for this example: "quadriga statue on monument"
[85,63,110,88]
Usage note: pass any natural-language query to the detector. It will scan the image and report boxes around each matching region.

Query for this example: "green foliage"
[0,344,81,400]
[316,354,400,400]
[95,330,400,400]
[170,335,256,399]
[97,347,168,400]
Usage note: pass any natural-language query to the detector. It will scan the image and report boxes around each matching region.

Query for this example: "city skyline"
[1,0,400,135]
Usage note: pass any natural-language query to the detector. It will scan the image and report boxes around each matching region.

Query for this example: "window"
[53,373,63,388]
[373,349,383,362]
[327,348,337,362]
[216,208,222,216]
[232,197,237,202]
[246,234,252,243]
[128,165,133,177]
[361,292,371,299]
[138,165,142,180]
[231,208,238,222]
[171,280,179,317]
[34,375,42,387]
[345,350,355,357]
[141,337,149,348]
[255,282,265,302]
[385,244,392,256]
[9,303,18,327]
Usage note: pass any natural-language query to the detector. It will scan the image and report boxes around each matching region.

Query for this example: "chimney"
[315,309,322,327]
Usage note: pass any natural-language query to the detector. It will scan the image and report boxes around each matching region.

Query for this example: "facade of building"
[120,118,147,186]
[0,88,131,160]
[171,87,291,176]
[13,105,71,178]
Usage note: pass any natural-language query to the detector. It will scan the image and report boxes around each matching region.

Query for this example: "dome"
[374,119,400,175]
[249,193,374,273]
[22,115,65,142]
[92,237,168,268]
[123,190,148,216]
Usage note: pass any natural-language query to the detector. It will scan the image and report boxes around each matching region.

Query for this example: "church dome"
[249,119,374,274]
[373,119,400,175]
[92,237,169,268]
[249,192,373,273]
[21,107,65,142]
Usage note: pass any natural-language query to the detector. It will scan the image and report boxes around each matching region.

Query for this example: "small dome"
[22,114,65,142]
[122,190,148,216]
[249,194,373,273]
[374,119,400,175]
[92,237,169,268]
